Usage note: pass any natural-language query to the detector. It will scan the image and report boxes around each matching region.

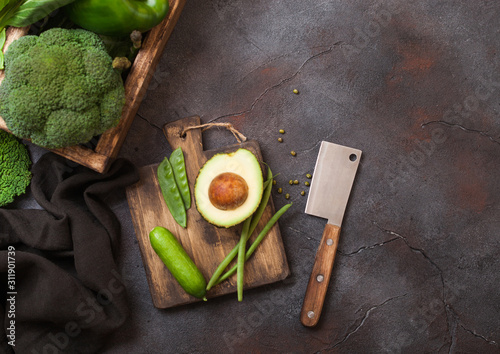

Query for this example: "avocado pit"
[208,172,249,210]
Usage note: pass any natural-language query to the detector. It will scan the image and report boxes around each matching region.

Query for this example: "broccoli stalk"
[0,129,31,207]
[0,28,126,149]
[104,30,143,73]
[112,57,131,72]
[129,30,142,57]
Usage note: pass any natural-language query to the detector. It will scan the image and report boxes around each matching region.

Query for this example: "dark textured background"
[27,0,500,352]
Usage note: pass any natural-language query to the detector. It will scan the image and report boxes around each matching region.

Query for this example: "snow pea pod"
[157,157,186,228]
[169,147,191,210]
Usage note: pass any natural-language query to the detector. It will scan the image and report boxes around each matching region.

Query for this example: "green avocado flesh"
[194,148,263,228]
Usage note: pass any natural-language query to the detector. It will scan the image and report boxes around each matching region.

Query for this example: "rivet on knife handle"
[300,223,341,327]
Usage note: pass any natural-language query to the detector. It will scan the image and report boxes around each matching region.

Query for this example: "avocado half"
[194,148,264,228]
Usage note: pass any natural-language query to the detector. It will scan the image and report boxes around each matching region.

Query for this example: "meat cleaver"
[300,141,362,327]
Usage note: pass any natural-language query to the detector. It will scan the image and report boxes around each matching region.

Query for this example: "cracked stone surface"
[67,0,500,352]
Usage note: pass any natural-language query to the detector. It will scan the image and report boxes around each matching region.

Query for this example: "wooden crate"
[0,0,186,173]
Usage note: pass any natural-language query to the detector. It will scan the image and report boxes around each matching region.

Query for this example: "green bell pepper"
[65,0,169,37]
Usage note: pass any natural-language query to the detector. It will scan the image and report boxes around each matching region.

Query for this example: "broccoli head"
[0,130,32,207]
[0,28,126,149]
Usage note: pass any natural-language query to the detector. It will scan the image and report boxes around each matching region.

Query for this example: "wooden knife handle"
[300,223,341,327]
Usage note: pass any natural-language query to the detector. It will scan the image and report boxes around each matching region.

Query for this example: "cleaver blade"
[300,141,362,327]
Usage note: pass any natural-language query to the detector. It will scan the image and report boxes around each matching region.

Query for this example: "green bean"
[169,147,191,209]
[206,166,273,291]
[216,203,292,284]
[157,157,187,228]
[206,242,238,291]
[246,203,291,257]
[249,166,273,237]
[237,216,251,301]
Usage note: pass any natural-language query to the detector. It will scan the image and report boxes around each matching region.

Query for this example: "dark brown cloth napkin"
[0,153,139,353]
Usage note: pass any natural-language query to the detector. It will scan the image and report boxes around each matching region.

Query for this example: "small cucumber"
[149,226,207,300]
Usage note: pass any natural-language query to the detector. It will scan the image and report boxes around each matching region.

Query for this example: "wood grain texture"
[126,116,290,308]
[0,0,186,173]
[300,223,341,327]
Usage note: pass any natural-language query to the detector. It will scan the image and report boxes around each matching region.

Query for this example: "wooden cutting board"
[126,116,290,308]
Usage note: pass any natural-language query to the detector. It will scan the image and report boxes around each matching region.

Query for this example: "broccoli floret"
[0,130,32,207]
[0,28,126,149]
